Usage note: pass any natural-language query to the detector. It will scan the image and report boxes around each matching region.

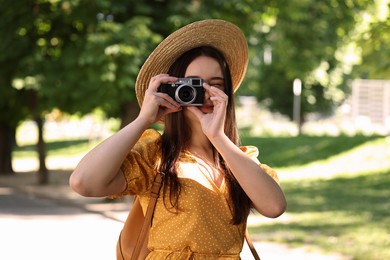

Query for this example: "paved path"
[0,172,348,260]
[0,187,122,260]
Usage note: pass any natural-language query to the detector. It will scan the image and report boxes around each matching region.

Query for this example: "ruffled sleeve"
[110,129,162,198]
[240,145,279,183]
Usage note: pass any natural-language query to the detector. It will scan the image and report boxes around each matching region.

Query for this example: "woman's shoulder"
[240,145,259,157]
[240,145,260,164]
[240,145,279,182]
[136,128,162,148]
[130,128,162,161]
[141,128,162,140]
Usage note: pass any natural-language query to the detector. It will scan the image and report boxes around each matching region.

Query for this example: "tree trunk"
[26,89,49,184]
[119,101,140,129]
[0,123,15,175]
[35,116,48,184]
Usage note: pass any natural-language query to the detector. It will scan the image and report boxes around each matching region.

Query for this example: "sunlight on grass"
[275,137,390,180]
[13,139,102,171]
[242,135,386,167]
[249,169,390,259]
[13,139,100,158]
[250,211,390,259]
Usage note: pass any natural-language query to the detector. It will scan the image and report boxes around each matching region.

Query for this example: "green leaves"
[0,0,387,125]
[250,0,376,120]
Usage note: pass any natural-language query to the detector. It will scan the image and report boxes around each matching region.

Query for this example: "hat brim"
[135,19,248,107]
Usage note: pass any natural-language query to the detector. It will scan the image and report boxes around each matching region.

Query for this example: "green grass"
[241,134,383,167]
[13,139,97,158]
[241,135,390,259]
[249,169,390,259]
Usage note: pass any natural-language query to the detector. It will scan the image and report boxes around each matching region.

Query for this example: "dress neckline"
[186,151,225,190]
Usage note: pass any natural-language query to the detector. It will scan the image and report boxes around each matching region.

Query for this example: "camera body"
[158,78,204,106]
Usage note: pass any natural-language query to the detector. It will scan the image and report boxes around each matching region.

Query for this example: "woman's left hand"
[187,83,228,139]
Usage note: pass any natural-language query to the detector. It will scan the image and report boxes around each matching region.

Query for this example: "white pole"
[293,79,302,133]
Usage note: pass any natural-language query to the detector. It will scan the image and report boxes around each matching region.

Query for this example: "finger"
[210,94,228,106]
[209,86,227,97]
[203,83,226,100]
[153,92,181,107]
[154,93,181,108]
[150,74,169,81]
[151,96,182,119]
[202,82,212,94]
[203,83,217,101]
[149,74,169,87]
[149,75,177,91]
[210,96,227,103]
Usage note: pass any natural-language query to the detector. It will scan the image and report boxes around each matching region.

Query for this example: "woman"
[70,19,287,259]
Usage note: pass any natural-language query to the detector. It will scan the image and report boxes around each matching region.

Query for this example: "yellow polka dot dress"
[112,129,279,259]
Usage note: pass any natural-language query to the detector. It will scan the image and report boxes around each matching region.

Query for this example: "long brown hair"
[158,46,251,224]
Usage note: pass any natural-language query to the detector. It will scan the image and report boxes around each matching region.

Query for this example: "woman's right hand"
[138,74,182,124]
[70,74,181,198]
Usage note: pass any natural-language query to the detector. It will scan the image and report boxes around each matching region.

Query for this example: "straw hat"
[135,19,248,107]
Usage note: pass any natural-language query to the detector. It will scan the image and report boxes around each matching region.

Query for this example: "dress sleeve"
[240,145,279,183]
[110,129,162,198]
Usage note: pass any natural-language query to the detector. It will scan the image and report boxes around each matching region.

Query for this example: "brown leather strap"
[245,229,261,260]
[131,172,165,260]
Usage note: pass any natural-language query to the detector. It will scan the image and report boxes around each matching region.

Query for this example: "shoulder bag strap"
[245,229,261,260]
[131,172,165,260]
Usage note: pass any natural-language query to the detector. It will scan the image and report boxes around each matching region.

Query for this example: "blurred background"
[1,0,389,259]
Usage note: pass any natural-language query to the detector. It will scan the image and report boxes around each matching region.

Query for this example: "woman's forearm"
[69,117,150,197]
[210,135,287,218]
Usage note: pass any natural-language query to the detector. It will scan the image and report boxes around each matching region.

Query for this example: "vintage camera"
[158,78,204,106]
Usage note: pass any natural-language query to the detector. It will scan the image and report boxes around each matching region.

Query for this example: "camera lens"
[175,85,196,104]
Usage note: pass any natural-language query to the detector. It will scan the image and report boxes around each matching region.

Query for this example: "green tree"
[1,0,113,180]
[0,0,264,178]
[0,0,41,175]
[2,0,387,180]
[42,16,162,127]
[243,0,375,127]
[0,1,165,179]
[352,2,390,79]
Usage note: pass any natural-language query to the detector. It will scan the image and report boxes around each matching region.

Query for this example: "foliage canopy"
[0,0,388,175]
